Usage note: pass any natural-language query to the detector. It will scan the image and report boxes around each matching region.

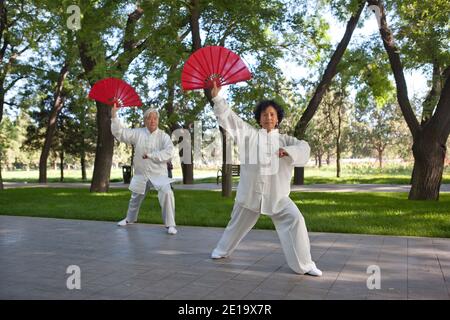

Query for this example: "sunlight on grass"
[89,192,126,197]
[53,192,75,196]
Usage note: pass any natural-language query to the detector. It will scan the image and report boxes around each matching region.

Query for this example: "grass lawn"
[195,165,450,184]
[305,165,450,184]
[3,164,450,185]
[2,168,218,183]
[1,188,449,238]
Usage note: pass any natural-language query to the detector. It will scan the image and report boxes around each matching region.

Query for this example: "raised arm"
[111,103,139,145]
[211,82,254,143]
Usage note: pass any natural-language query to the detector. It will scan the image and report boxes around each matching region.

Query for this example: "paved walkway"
[4,181,450,192]
[1,216,449,300]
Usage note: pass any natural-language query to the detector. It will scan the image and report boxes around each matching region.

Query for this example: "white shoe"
[167,226,177,235]
[211,250,224,259]
[117,218,134,226]
[306,266,322,277]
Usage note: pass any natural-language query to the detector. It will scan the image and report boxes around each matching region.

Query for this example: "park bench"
[217,164,240,184]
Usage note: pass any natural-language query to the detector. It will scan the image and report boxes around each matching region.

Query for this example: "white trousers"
[212,201,317,274]
[126,180,176,227]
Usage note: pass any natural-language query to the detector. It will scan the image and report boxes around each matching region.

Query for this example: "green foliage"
[393,0,450,69]
[2,0,449,184]
[339,43,395,110]
[326,0,366,22]
[389,0,450,120]
[0,117,17,162]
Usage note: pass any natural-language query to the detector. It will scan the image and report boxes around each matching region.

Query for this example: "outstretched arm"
[211,82,254,143]
[111,103,139,145]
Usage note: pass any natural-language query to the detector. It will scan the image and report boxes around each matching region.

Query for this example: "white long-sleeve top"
[111,117,174,194]
[212,96,311,215]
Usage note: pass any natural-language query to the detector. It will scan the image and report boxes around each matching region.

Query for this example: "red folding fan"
[88,77,142,107]
[181,46,252,91]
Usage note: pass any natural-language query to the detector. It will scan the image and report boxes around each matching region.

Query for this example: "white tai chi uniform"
[111,117,176,227]
[211,96,318,274]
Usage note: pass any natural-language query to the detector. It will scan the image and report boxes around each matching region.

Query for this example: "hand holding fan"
[181,46,252,91]
[88,77,142,107]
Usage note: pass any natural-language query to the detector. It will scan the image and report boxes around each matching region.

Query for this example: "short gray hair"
[143,108,159,120]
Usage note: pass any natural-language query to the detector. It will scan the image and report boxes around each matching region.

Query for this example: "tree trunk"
[80,149,87,181]
[293,0,366,184]
[293,167,304,185]
[0,156,3,190]
[219,132,232,196]
[90,102,114,192]
[180,125,194,184]
[59,150,64,182]
[336,139,341,178]
[378,149,383,169]
[79,107,87,182]
[409,133,446,200]
[336,103,342,178]
[421,60,442,124]
[182,0,200,186]
[318,154,322,168]
[182,162,194,184]
[370,0,450,200]
[220,127,233,197]
[181,125,194,184]
[39,63,69,183]
[0,80,4,125]
[183,157,194,184]
[189,0,202,51]
[222,162,233,197]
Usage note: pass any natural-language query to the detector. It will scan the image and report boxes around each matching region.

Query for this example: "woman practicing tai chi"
[210,82,322,276]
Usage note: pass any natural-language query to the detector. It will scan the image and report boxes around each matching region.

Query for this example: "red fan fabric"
[181,46,252,91]
[88,77,142,107]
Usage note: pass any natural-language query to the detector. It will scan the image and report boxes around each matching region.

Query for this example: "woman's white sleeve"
[283,136,311,166]
[212,96,253,144]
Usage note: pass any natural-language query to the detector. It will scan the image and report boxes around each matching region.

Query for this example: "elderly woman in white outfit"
[111,104,177,235]
[210,83,322,276]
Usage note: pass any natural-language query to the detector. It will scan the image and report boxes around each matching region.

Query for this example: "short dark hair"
[254,100,284,127]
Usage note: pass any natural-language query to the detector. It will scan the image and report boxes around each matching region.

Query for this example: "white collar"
[146,128,159,135]
[259,128,279,135]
